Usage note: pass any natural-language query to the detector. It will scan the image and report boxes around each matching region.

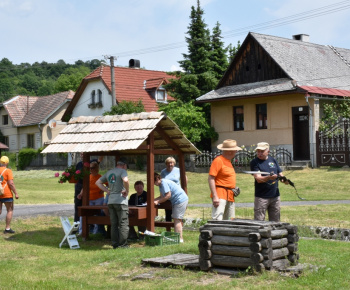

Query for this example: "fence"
[194,147,292,172]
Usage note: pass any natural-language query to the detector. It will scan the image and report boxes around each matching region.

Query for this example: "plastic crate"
[145,231,180,246]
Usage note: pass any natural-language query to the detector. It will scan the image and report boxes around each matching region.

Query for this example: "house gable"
[219,34,289,88]
[63,64,176,121]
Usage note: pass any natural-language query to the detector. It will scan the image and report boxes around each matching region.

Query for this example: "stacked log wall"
[199,219,299,272]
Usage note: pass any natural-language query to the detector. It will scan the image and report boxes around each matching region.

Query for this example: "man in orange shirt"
[0,156,19,234]
[208,140,242,220]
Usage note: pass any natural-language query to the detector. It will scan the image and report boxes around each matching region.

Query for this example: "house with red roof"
[62,59,176,120]
[0,90,74,152]
[197,33,350,167]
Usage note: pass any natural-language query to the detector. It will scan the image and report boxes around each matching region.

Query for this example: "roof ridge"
[328,45,350,68]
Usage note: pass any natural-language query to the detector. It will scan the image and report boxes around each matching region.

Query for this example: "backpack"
[0,168,8,196]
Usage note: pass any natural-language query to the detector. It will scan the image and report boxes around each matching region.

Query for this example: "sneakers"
[180,238,184,243]
[4,228,15,234]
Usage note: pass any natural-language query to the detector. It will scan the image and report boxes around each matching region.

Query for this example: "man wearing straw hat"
[208,139,242,220]
[0,156,19,234]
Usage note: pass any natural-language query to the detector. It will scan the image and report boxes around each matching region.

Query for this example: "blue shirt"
[159,179,188,205]
[161,167,180,185]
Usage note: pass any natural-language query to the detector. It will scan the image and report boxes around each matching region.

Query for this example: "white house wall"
[72,81,113,117]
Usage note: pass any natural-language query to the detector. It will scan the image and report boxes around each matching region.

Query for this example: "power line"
[1,1,350,70]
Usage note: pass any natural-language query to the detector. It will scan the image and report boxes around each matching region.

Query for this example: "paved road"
[1,200,350,219]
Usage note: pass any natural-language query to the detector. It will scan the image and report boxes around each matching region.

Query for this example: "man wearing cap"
[96,157,129,248]
[0,156,19,234]
[208,139,242,220]
[250,142,288,222]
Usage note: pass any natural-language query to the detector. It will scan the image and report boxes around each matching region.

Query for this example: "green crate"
[145,231,180,246]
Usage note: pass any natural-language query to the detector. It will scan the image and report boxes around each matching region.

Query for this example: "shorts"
[172,200,188,220]
[0,198,13,203]
[212,199,235,220]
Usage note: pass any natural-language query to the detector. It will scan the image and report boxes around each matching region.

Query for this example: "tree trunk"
[211,235,250,246]
[270,229,288,239]
[248,233,261,242]
[211,254,254,269]
[199,258,212,271]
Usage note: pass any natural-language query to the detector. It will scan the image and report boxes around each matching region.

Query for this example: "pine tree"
[227,40,241,63]
[179,0,212,75]
[210,21,229,80]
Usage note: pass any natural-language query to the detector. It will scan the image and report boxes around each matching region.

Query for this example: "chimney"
[292,34,310,42]
[129,59,140,68]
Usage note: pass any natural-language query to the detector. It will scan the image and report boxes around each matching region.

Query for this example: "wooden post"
[82,153,90,239]
[146,132,155,232]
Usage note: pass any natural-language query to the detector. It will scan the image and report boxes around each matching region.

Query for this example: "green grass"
[1,168,350,288]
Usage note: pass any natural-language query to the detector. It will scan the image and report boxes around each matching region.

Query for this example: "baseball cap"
[255,142,270,151]
[0,156,9,164]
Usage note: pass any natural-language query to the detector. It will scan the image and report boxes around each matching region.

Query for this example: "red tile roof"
[64,65,176,117]
[298,86,350,97]
[4,90,74,127]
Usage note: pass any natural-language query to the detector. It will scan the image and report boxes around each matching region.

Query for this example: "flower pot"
[68,176,78,183]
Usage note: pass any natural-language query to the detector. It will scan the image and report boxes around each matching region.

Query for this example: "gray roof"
[41,111,200,155]
[252,33,350,89]
[197,32,350,102]
[4,91,74,127]
[197,78,297,102]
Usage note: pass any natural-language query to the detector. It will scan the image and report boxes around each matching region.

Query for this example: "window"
[91,90,96,104]
[3,136,8,146]
[256,103,267,129]
[156,89,166,102]
[27,134,35,148]
[97,89,102,103]
[2,115,8,125]
[233,106,244,131]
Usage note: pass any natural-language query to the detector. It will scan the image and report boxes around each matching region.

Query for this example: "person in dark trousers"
[96,158,129,249]
[250,142,288,222]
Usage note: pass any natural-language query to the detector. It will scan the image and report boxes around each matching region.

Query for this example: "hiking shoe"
[4,228,15,234]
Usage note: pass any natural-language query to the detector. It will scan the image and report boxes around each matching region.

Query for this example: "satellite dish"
[48,119,57,129]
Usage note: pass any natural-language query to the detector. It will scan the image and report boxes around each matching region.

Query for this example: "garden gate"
[316,119,350,166]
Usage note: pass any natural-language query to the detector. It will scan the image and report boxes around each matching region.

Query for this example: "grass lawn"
[0,168,349,288]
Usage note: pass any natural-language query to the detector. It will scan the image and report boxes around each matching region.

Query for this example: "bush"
[18,148,38,170]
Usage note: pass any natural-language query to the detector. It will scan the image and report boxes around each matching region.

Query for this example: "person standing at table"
[154,172,188,243]
[208,139,242,220]
[160,157,187,222]
[96,158,129,249]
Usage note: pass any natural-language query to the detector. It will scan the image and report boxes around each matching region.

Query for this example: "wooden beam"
[155,127,181,153]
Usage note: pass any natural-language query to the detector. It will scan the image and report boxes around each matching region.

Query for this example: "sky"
[1,0,350,72]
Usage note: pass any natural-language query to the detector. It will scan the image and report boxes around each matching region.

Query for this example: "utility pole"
[104,55,117,107]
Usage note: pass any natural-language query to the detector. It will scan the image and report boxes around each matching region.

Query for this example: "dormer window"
[156,89,166,102]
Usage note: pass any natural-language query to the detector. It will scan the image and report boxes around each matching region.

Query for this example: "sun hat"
[255,142,270,151]
[0,156,9,164]
[217,139,242,151]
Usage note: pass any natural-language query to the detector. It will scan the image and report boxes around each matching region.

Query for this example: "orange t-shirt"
[89,174,104,201]
[209,155,236,202]
[0,167,14,199]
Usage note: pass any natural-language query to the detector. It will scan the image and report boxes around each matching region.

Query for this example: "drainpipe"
[305,95,314,168]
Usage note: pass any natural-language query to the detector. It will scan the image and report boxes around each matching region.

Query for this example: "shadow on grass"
[3,227,150,251]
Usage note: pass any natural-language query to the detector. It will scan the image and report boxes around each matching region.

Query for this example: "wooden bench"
[78,204,175,235]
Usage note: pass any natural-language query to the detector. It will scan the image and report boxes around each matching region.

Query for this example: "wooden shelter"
[41,111,200,238]
[0,142,9,155]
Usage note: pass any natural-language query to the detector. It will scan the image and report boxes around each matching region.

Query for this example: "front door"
[292,106,310,160]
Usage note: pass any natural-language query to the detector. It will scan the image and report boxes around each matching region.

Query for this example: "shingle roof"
[64,66,176,118]
[251,32,350,89]
[3,91,74,127]
[197,32,350,102]
[41,111,200,155]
